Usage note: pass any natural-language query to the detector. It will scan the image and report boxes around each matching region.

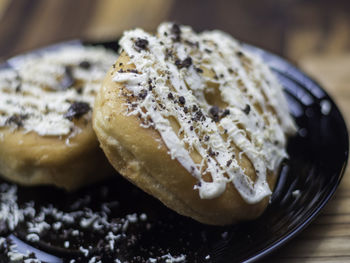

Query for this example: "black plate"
[0,40,348,263]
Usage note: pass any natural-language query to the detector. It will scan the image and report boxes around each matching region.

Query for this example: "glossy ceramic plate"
[0,40,348,263]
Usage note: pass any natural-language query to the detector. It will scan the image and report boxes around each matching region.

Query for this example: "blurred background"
[0,0,349,61]
[0,0,349,117]
[0,0,349,262]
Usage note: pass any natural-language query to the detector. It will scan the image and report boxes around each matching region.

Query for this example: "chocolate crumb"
[192,105,198,112]
[242,104,251,115]
[171,23,181,41]
[209,106,220,122]
[178,96,186,105]
[168,93,174,100]
[183,107,188,113]
[208,148,216,157]
[64,101,91,120]
[15,83,21,93]
[226,160,232,167]
[204,48,212,54]
[5,114,28,127]
[190,126,193,131]
[204,135,210,141]
[193,110,205,121]
[195,67,203,73]
[236,51,244,57]
[79,60,91,70]
[134,38,149,51]
[165,48,173,60]
[60,65,75,90]
[175,57,192,69]
[221,109,230,117]
[139,89,148,99]
[76,87,83,94]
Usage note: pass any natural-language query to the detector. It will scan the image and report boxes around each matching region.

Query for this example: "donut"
[93,23,297,225]
[0,44,117,190]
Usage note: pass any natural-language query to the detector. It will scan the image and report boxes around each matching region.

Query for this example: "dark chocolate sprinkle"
[171,23,181,41]
[184,40,196,47]
[208,148,216,157]
[139,89,148,99]
[168,93,174,100]
[195,67,203,73]
[79,60,91,70]
[178,96,186,105]
[165,48,173,60]
[175,57,192,69]
[204,135,210,141]
[64,101,91,121]
[5,114,28,127]
[15,83,21,93]
[192,105,198,112]
[209,106,220,122]
[226,160,233,167]
[134,38,149,52]
[242,104,251,115]
[76,87,83,94]
[183,106,188,113]
[236,51,244,57]
[193,110,205,121]
[60,65,75,90]
[221,109,230,117]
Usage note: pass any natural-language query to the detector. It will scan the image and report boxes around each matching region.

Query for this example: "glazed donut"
[0,44,117,190]
[93,23,296,225]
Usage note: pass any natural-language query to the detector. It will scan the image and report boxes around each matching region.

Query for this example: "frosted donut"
[0,44,117,190]
[93,23,297,225]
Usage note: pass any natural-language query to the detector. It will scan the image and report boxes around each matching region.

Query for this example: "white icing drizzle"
[0,45,117,136]
[113,23,297,203]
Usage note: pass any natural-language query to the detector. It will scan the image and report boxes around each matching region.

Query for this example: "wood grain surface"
[0,1,349,262]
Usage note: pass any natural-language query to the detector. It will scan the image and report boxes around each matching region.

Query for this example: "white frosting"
[113,23,297,203]
[0,45,117,136]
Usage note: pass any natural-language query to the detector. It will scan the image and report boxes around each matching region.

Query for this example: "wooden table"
[0,1,349,262]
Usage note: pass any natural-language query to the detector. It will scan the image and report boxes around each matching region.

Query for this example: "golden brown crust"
[0,119,111,190]
[93,53,278,225]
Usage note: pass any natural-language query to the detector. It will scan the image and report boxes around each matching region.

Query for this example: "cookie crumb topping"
[113,22,296,203]
[0,45,117,136]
